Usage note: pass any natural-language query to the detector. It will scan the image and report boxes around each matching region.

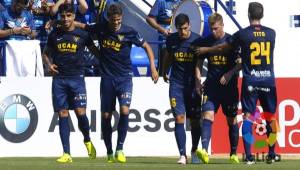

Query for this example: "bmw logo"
[0,94,38,143]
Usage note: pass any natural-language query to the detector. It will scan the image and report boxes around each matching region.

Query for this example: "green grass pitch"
[0,157,299,170]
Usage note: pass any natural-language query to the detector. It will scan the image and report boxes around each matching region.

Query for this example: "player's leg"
[100,77,116,163]
[52,77,72,163]
[170,83,187,164]
[241,83,258,164]
[196,94,217,164]
[186,89,201,164]
[259,86,279,164]
[74,107,96,159]
[69,77,96,159]
[222,87,239,163]
[225,115,239,163]
[115,77,133,163]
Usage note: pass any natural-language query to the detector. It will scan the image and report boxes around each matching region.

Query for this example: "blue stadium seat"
[130,45,158,77]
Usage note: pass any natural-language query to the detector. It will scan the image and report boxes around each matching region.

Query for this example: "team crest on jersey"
[73,36,80,42]
[117,34,124,41]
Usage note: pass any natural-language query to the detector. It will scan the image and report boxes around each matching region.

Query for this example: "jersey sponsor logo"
[174,52,193,62]
[0,94,38,143]
[102,39,122,52]
[209,55,227,65]
[250,69,271,78]
[57,43,78,53]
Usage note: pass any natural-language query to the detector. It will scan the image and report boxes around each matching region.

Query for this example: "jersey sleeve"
[148,0,161,17]
[46,32,55,49]
[165,36,172,54]
[226,30,240,48]
[130,30,145,47]
[85,22,99,34]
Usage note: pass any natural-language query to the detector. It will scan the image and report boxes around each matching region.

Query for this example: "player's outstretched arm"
[74,21,87,30]
[194,42,231,55]
[142,41,159,83]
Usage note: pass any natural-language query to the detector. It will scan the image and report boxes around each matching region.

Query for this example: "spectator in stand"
[146,0,182,75]
[28,0,53,40]
[0,0,37,40]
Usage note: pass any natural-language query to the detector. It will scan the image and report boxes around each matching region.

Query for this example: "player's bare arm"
[194,42,232,55]
[195,58,203,96]
[142,41,159,83]
[161,50,173,83]
[42,45,59,75]
[220,57,242,85]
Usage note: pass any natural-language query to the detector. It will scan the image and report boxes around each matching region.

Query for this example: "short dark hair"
[58,3,75,14]
[248,2,264,20]
[107,3,123,18]
[175,13,190,27]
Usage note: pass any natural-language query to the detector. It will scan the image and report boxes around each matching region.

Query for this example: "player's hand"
[163,73,169,83]
[48,64,59,75]
[193,47,206,56]
[220,72,232,85]
[151,68,159,84]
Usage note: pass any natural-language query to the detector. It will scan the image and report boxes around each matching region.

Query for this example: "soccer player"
[194,2,279,164]
[43,3,99,163]
[75,3,159,163]
[193,13,241,164]
[162,13,202,165]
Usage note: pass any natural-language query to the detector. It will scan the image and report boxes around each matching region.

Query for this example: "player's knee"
[74,107,86,116]
[175,115,185,123]
[243,112,252,120]
[102,112,112,119]
[203,111,214,121]
[59,110,69,117]
[120,105,130,115]
[190,118,200,127]
[226,116,237,126]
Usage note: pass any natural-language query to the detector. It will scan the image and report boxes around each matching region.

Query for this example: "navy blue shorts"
[241,82,277,114]
[100,77,133,113]
[202,85,239,117]
[52,76,87,112]
[169,82,201,119]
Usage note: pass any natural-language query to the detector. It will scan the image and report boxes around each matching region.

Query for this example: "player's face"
[108,14,122,32]
[60,12,75,29]
[210,21,224,39]
[176,22,191,39]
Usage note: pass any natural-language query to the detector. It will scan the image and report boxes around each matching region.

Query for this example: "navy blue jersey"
[166,32,200,85]
[86,22,145,77]
[202,33,239,87]
[227,25,276,86]
[47,28,94,76]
